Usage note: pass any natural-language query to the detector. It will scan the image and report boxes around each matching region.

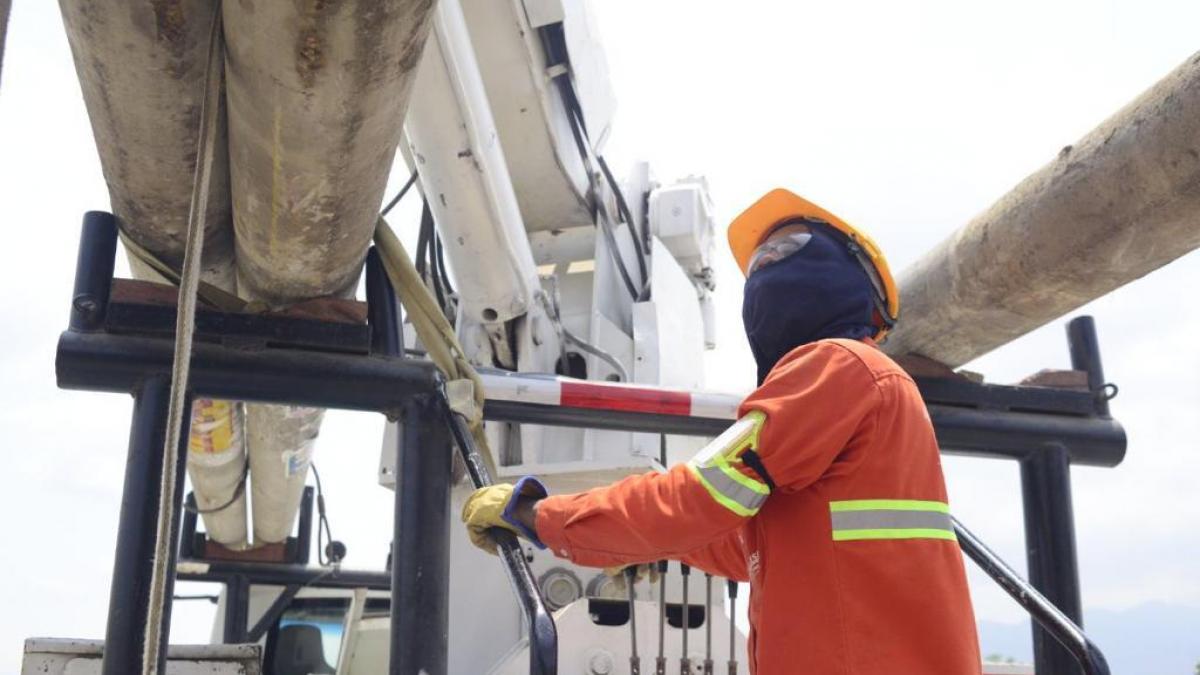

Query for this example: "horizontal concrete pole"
[885,52,1200,367]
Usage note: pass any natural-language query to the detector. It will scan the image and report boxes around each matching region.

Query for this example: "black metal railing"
[58,212,557,675]
[954,517,1110,675]
[59,211,1122,675]
[368,242,557,675]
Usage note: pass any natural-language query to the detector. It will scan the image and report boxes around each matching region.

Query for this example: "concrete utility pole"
[0,0,11,89]
[885,52,1200,368]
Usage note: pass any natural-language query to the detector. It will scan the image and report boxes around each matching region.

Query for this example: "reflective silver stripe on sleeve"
[830,509,954,532]
[828,500,957,541]
[687,411,770,517]
[693,464,769,515]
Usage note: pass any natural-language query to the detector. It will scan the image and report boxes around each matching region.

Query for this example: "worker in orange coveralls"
[462,188,982,674]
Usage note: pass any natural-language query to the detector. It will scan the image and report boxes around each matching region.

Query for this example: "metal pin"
[704,574,714,674]
[656,561,668,675]
[680,563,691,674]
[627,567,641,674]
[726,580,738,675]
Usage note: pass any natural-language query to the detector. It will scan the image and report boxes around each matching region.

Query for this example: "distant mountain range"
[979,603,1200,675]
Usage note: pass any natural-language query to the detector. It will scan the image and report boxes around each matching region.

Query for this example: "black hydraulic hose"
[627,567,642,674]
[704,574,714,674]
[445,409,558,675]
[597,153,651,262]
[680,563,692,672]
[657,561,668,675]
[415,203,431,278]
[433,232,455,296]
[561,96,641,302]
[597,154,649,287]
[417,203,448,314]
[574,108,648,302]
[537,25,589,157]
[953,516,1110,675]
[538,24,648,302]
[726,581,738,675]
[595,197,644,302]
[426,221,444,307]
[381,171,419,216]
[557,80,592,171]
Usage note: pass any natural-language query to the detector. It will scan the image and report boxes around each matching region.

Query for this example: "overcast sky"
[2,0,1199,672]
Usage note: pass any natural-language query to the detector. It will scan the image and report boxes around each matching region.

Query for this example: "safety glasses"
[747,231,813,276]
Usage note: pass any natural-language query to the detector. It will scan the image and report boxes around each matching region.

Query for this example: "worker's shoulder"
[782,338,912,385]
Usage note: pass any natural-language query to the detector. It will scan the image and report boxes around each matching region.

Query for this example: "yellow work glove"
[461,476,548,555]
[603,562,662,590]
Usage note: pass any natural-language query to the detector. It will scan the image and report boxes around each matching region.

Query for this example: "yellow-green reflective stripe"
[829,500,955,541]
[832,528,958,542]
[687,412,771,517]
[717,460,770,496]
[688,464,765,517]
[829,499,950,513]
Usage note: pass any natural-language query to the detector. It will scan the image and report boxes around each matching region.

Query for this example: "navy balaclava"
[742,227,876,384]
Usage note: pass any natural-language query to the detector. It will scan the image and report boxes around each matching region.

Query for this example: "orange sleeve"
[535,341,879,569]
[680,531,750,581]
[739,341,881,493]
[535,463,747,569]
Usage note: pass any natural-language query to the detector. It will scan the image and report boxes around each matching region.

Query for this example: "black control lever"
[445,409,557,675]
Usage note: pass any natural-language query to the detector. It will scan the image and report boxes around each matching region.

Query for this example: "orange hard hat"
[728,188,900,338]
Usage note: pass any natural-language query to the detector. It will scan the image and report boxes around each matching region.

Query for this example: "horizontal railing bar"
[56,330,441,413]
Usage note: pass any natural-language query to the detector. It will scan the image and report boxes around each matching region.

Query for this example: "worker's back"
[738,338,981,674]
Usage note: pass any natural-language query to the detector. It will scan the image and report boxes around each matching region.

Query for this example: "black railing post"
[222,574,250,644]
[1068,316,1109,417]
[179,493,199,560]
[155,396,192,655]
[390,396,452,675]
[366,247,403,357]
[1017,315,1110,675]
[1021,443,1084,675]
[70,211,118,331]
[375,244,451,675]
[101,376,172,675]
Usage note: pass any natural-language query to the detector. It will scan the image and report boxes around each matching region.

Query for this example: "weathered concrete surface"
[61,1,439,548]
[61,0,246,546]
[58,0,237,290]
[1,0,11,87]
[246,403,323,544]
[223,0,436,305]
[885,52,1200,367]
[222,0,436,544]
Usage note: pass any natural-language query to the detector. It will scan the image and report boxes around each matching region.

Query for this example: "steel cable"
[142,5,225,672]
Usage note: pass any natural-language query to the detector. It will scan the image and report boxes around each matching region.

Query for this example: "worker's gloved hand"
[603,563,661,589]
[461,476,548,555]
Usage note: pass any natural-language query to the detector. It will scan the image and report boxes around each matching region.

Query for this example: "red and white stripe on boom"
[478,372,741,421]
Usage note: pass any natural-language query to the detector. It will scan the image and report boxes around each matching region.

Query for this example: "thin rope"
[373,216,498,479]
[142,5,225,672]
